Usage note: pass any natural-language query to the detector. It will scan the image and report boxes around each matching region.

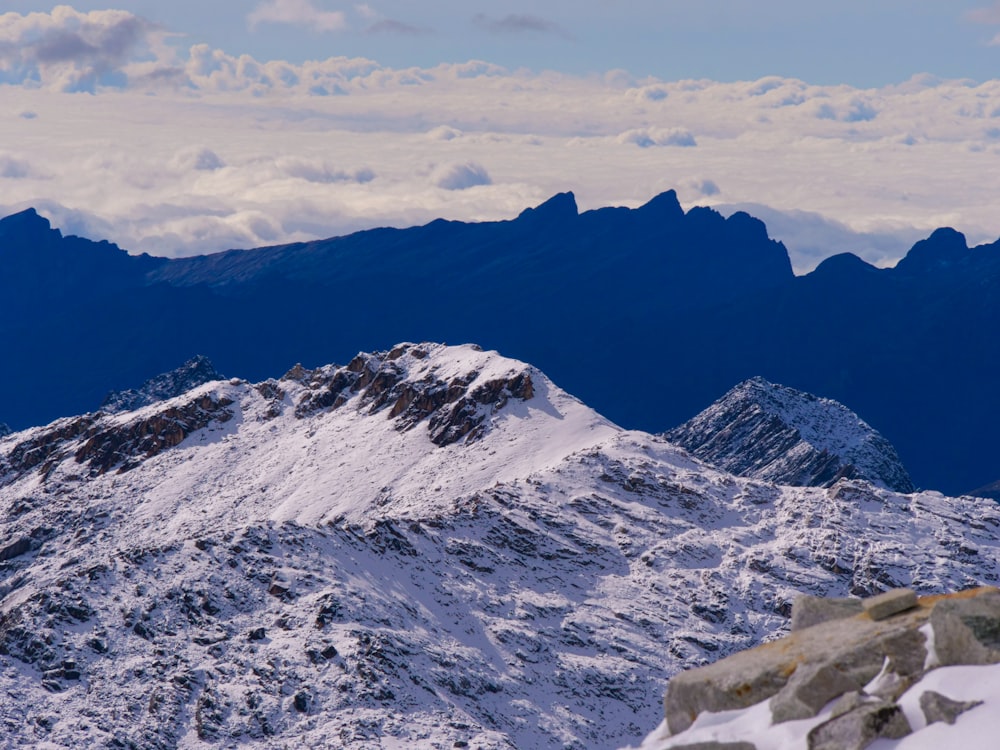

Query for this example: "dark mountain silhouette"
[0,193,997,495]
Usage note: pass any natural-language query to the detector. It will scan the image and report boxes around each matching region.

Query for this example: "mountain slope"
[0,344,998,749]
[666,377,914,492]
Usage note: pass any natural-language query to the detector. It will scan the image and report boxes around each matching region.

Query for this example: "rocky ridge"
[666,377,915,492]
[641,587,1000,749]
[101,355,225,414]
[0,344,998,748]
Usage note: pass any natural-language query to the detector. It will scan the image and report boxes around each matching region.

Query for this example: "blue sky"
[9,1,1000,86]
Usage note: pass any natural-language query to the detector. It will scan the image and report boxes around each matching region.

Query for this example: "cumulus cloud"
[247,0,347,32]
[816,98,878,122]
[618,128,697,147]
[472,14,569,38]
[0,155,31,179]
[0,6,162,91]
[433,162,492,190]
[279,159,375,184]
[170,147,226,172]
[692,179,720,197]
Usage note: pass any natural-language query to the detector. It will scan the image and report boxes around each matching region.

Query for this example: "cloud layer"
[3,8,1000,272]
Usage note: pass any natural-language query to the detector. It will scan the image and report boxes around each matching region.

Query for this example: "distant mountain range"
[1,192,998,494]
[2,343,997,749]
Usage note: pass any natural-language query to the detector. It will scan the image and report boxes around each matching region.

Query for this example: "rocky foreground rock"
[651,587,1000,749]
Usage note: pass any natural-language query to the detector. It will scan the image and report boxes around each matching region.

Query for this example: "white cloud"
[433,162,492,190]
[618,128,697,147]
[0,6,166,91]
[1,17,1000,269]
[965,4,1000,24]
[0,155,30,179]
[247,0,347,33]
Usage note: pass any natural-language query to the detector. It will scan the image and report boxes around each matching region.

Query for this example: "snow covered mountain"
[100,355,224,414]
[667,376,915,492]
[0,344,997,749]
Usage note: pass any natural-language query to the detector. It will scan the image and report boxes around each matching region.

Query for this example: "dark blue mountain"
[0,193,997,495]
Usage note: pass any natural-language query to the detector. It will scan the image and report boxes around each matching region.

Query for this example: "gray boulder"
[862,588,917,621]
[770,663,861,723]
[791,595,863,631]
[929,590,1000,666]
[919,690,982,726]
[807,700,911,750]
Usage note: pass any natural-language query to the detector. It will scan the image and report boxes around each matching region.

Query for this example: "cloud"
[618,128,697,147]
[816,98,878,122]
[170,147,226,172]
[965,4,1000,24]
[0,7,162,91]
[692,179,720,197]
[279,159,375,184]
[367,19,429,35]
[0,155,31,179]
[472,14,569,38]
[433,162,493,190]
[247,0,347,32]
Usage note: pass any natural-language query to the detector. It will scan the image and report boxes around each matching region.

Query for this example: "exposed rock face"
[666,377,915,493]
[101,355,224,413]
[0,392,235,478]
[290,343,534,446]
[656,588,1000,749]
[0,423,9,438]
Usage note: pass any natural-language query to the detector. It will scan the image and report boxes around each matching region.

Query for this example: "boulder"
[929,590,1000,666]
[918,690,983,726]
[769,663,862,723]
[806,700,911,750]
[791,595,863,631]
[862,589,917,621]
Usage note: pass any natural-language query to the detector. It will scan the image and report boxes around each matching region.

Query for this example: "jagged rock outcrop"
[0,423,9,438]
[666,377,914,492]
[646,588,1000,750]
[101,355,224,413]
[289,343,534,445]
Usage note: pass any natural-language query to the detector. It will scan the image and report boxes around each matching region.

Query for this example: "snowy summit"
[667,376,915,493]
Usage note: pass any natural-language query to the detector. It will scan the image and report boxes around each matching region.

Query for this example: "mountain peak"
[101,355,225,414]
[667,377,915,492]
[637,189,684,220]
[0,207,58,241]
[516,191,578,223]
[895,226,970,274]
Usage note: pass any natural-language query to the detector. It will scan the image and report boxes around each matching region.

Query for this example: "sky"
[4,2,1000,269]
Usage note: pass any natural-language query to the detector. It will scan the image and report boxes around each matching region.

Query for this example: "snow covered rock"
[0,344,999,749]
[100,355,224,414]
[666,377,915,492]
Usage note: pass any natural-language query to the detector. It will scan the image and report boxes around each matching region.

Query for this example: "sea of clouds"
[2,6,1000,270]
